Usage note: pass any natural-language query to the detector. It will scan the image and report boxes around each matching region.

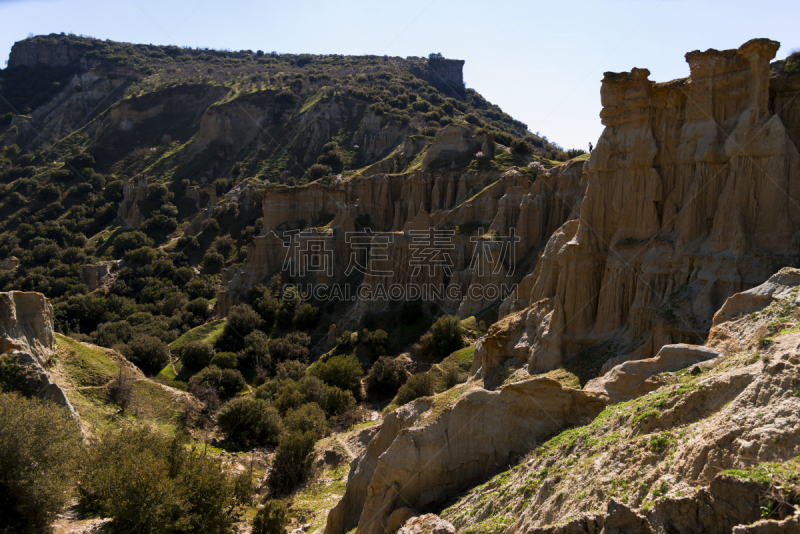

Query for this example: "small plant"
[651,481,668,498]
[760,499,776,518]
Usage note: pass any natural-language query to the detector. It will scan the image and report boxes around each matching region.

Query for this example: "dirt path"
[336,434,356,460]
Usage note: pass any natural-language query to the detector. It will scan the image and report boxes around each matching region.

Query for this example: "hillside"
[1,33,800,534]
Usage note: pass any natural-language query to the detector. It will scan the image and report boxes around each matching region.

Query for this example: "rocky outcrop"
[324,399,433,534]
[80,261,116,291]
[474,38,800,379]
[396,514,457,534]
[118,176,148,228]
[325,379,605,534]
[585,343,721,403]
[7,36,84,68]
[0,292,78,417]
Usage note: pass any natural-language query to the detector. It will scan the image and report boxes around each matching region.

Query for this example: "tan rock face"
[477,38,800,379]
[0,291,55,365]
[80,261,116,291]
[324,378,604,534]
[0,291,78,418]
[585,343,721,403]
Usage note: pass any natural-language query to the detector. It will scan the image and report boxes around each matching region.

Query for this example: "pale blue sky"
[1,0,798,150]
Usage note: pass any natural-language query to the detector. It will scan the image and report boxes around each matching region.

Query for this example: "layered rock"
[218,142,585,319]
[0,292,77,417]
[325,379,605,534]
[80,261,116,291]
[475,38,800,379]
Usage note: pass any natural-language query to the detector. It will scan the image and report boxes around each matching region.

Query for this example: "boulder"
[712,267,800,326]
[397,514,457,534]
[586,344,721,403]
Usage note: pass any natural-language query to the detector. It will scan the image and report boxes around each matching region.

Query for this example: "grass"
[169,320,226,351]
[289,461,350,532]
[723,456,800,485]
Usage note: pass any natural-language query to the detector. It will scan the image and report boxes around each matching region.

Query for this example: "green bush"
[125,245,156,265]
[395,372,435,406]
[188,365,245,399]
[180,340,215,370]
[307,163,332,180]
[122,334,170,375]
[310,353,363,402]
[362,329,389,360]
[324,386,356,416]
[0,393,83,533]
[292,303,319,329]
[216,304,263,351]
[267,430,317,494]
[80,426,243,533]
[418,315,464,358]
[269,332,310,362]
[112,230,154,258]
[252,500,287,534]
[211,351,239,369]
[202,250,225,273]
[217,397,282,446]
[366,356,407,396]
[283,402,329,439]
[276,360,307,381]
[146,183,170,205]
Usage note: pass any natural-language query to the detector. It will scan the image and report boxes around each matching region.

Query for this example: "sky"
[1,0,798,150]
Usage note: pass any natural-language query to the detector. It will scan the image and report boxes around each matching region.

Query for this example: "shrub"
[439,360,466,389]
[37,183,61,200]
[267,431,317,494]
[362,329,389,360]
[419,315,464,358]
[202,250,225,273]
[269,332,310,362]
[185,297,211,320]
[307,163,332,181]
[113,231,153,258]
[217,397,282,446]
[122,334,170,375]
[125,245,156,265]
[9,192,27,205]
[189,365,245,399]
[252,500,288,534]
[211,351,239,369]
[273,379,305,414]
[146,183,170,204]
[252,292,279,327]
[366,356,407,396]
[181,340,215,370]
[325,386,356,416]
[80,426,243,533]
[91,320,133,348]
[310,353,363,402]
[395,372,435,406]
[276,360,307,381]
[283,402,329,439]
[0,393,83,533]
[241,330,271,369]
[292,303,319,329]
[216,304,264,351]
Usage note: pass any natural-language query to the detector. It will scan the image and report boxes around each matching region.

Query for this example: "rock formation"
[474,38,800,379]
[217,137,584,320]
[325,379,605,534]
[118,175,148,228]
[80,261,116,291]
[0,292,78,417]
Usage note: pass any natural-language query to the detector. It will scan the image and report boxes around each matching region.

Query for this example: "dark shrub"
[292,303,319,329]
[216,304,263,351]
[125,245,156,265]
[309,353,363,402]
[112,231,153,258]
[202,250,225,273]
[181,341,215,370]
[395,372,435,406]
[0,393,83,533]
[146,183,170,204]
[252,500,287,534]
[267,431,317,494]
[252,292,279,327]
[122,335,169,375]
[362,329,389,360]
[273,380,304,414]
[211,351,239,369]
[283,402,329,439]
[185,298,211,320]
[269,332,310,362]
[276,360,307,381]
[325,386,356,416]
[189,365,245,399]
[217,397,282,446]
[366,356,408,396]
[418,315,464,358]
[307,163,332,180]
[91,320,133,348]
[79,426,242,533]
